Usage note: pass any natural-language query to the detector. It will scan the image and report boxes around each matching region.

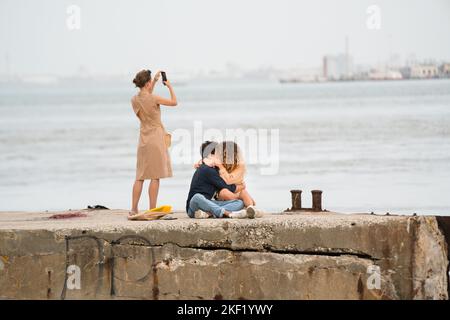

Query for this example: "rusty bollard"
[311,190,323,211]
[290,190,302,210]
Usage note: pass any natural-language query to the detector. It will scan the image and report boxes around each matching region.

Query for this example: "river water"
[1,79,449,215]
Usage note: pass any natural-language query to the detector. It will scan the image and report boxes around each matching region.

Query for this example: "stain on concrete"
[152,262,159,300]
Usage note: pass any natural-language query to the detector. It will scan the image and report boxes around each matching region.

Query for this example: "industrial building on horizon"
[281,37,450,83]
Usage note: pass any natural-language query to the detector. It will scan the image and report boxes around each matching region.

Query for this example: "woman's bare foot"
[129,210,138,216]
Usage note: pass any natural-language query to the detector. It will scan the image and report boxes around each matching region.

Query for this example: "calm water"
[1,79,450,215]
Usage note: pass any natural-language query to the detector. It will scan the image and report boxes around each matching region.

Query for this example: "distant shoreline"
[279,77,450,84]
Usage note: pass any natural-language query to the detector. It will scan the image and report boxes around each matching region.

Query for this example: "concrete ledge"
[0,210,448,299]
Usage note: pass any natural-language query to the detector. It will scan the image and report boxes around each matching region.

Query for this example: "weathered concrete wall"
[0,210,448,300]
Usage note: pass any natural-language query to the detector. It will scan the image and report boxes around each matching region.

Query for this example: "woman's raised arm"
[148,71,161,93]
[154,80,178,107]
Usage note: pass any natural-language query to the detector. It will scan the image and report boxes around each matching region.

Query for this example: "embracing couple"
[130,69,262,219]
[186,141,263,219]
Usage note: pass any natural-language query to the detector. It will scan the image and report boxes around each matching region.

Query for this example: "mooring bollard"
[290,190,302,210]
[311,190,323,211]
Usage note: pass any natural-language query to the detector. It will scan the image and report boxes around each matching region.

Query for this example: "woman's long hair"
[217,141,243,173]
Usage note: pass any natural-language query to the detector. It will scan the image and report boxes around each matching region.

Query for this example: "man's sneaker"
[255,210,264,218]
[254,207,265,218]
[194,210,210,219]
[229,210,247,219]
[246,206,256,219]
[247,206,264,219]
[246,205,264,218]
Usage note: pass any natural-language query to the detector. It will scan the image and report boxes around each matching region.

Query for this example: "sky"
[0,0,449,76]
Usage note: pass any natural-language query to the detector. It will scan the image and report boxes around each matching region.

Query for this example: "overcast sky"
[1,0,449,76]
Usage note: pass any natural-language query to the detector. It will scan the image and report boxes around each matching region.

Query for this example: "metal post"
[290,190,302,211]
[311,190,323,211]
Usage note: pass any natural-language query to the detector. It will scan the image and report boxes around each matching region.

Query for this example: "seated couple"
[186,141,263,219]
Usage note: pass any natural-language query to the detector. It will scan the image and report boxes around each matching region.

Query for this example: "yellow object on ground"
[145,205,172,213]
[128,205,173,221]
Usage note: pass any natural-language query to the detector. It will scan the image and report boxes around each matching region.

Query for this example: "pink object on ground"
[48,212,88,219]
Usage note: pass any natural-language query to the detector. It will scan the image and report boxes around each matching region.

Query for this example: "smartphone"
[161,71,167,85]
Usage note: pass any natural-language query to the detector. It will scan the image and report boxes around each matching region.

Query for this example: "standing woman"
[130,69,178,214]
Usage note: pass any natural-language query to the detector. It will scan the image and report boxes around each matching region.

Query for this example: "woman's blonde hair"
[217,141,243,173]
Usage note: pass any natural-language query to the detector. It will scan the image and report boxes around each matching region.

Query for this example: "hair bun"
[132,69,152,88]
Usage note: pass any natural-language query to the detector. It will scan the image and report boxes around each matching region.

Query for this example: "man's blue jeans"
[187,193,244,218]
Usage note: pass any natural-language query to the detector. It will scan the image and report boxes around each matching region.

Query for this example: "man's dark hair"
[200,141,218,158]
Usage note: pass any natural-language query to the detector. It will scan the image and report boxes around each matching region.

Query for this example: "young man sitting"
[186,141,257,219]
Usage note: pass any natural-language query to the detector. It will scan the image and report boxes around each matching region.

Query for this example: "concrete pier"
[0,209,448,300]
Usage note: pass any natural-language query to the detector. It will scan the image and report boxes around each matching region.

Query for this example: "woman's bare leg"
[149,179,160,209]
[239,189,255,207]
[131,180,144,214]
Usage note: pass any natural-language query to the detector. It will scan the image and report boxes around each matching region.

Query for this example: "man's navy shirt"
[186,164,236,212]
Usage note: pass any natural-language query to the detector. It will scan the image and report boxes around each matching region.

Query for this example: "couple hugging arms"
[186,140,264,219]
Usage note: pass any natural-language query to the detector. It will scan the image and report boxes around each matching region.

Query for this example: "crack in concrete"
[107,239,379,261]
